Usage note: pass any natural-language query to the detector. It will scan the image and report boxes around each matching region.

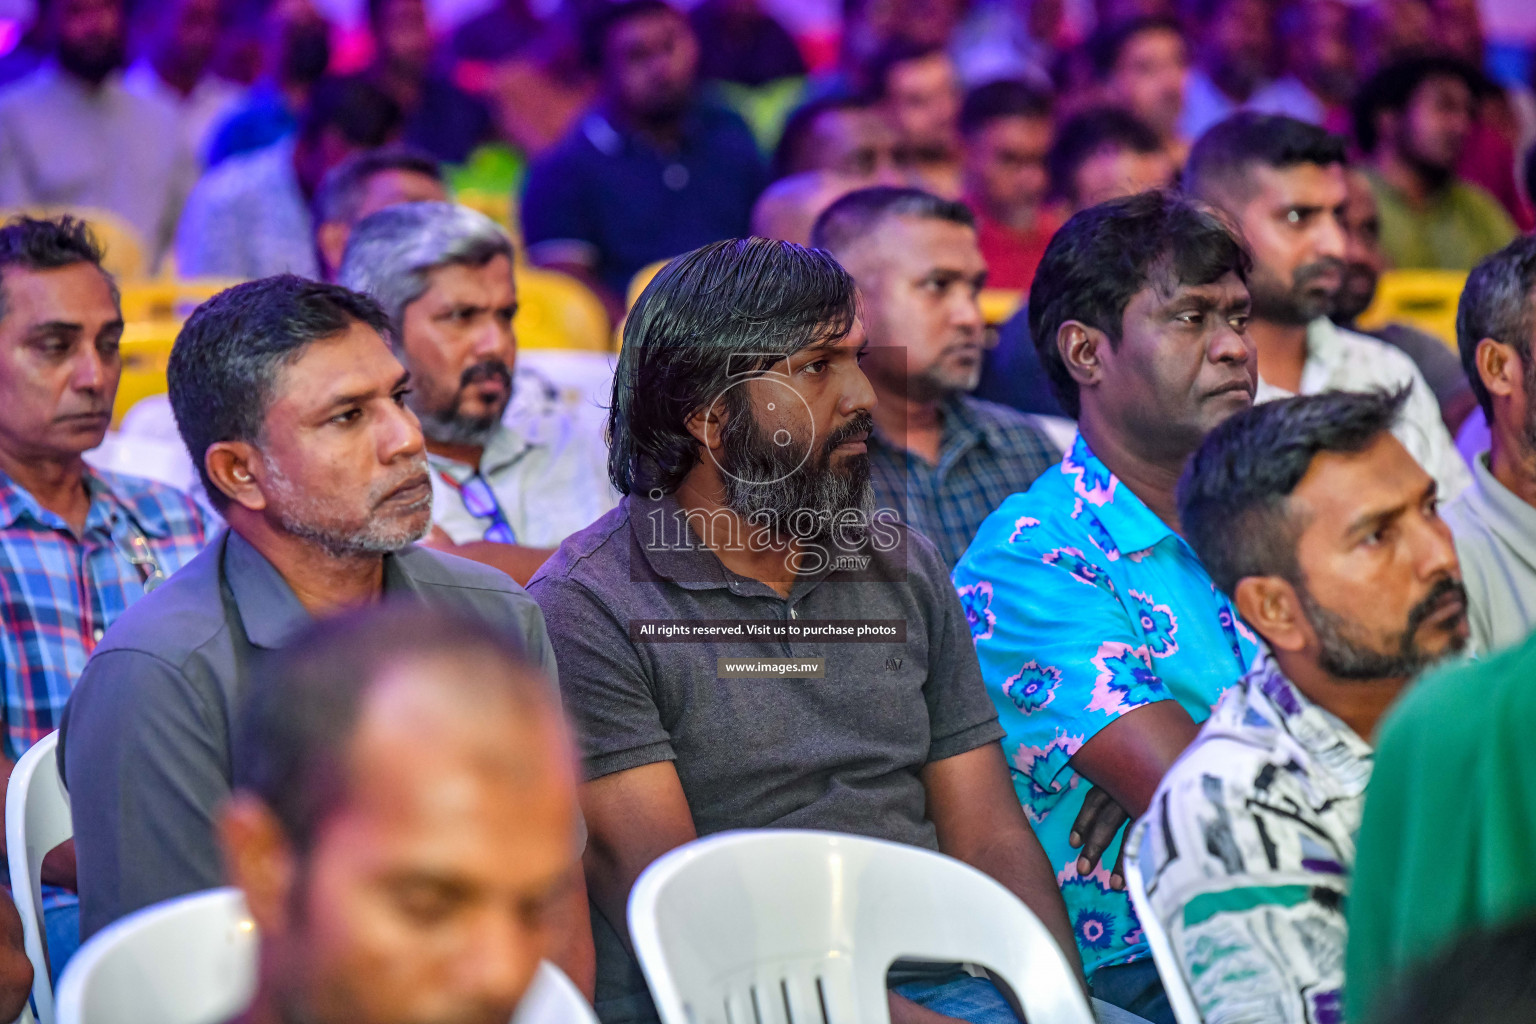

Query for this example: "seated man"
[528,237,1081,1024]
[222,605,584,1024]
[312,145,446,281]
[1443,236,1536,653]
[59,275,562,950]
[952,191,1262,1024]
[811,187,1061,568]
[340,202,619,583]
[1136,388,1470,1024]
[1186,112,1470,501]
[957,79,1058,292]
[0,216,209,970]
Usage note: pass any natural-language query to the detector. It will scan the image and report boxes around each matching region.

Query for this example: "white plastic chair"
[1122,822,1203,1024]
[628,829,1096,1024]
[54,884,592,1024]
[53,888,255,1024]
[5,731,69,1024]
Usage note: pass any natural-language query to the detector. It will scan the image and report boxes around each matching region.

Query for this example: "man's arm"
[0,896,31,1023]
[580,761,697,954]
[60,649,230,940]
[922,744,1083,979]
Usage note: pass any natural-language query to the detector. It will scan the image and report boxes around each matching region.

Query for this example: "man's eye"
[331,408,363,425]
[1229,315,1249,332]
[803,359,828,374]
[1176,312,1204,325]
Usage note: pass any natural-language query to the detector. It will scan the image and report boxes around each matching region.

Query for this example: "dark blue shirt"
[521,102,766,295]
[974,304,1068,418]
[205,82,296,168]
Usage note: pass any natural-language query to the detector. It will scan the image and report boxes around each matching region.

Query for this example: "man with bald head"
[222,604,584,1024]
[810,186,1060,567]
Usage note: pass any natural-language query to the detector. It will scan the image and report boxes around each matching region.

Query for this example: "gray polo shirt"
[527,492,1004,1023]
[60,529,556,940]
[1443,451,1536,654]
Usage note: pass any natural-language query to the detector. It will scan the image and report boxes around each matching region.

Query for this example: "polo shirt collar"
[224,530,421,649]
[425,423,534,483]
[1464,451,1536,571]
[1248,653,1373,793]
[1062,433,1176,554]
[629,490,837,598]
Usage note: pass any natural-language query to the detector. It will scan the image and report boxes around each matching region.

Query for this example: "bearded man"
[340,202,618,584]
[59,276,561,945]
[527,237,1090,1024]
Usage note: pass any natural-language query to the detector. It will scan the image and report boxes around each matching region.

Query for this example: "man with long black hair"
[529,237,1083,1024]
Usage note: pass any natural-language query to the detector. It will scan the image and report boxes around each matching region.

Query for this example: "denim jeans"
[1090,957,1175,1024]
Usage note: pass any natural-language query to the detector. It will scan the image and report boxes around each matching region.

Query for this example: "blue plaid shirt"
[0,467,208,763]
[867,394,1060,568]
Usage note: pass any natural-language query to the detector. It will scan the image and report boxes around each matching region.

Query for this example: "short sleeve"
[1393,358,1471,501]
[907,532,1001,761]
[955,522,1175,822]
[60,648,230,940]
[527,573,673,780]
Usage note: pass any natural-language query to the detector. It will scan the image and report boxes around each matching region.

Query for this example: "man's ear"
[1475,337,1521,404]
[1059,320,1107,392]
[219,794,298,937]
[315,221,349,281]
[1234,575,1308,653]
[205,441,268,512]
[684,396,730,452]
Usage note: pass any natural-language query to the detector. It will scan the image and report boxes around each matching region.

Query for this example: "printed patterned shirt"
[1131,653,1371,1024]
[952,433,1258,978]
[0,466,208,762]
[867,393,1061,569]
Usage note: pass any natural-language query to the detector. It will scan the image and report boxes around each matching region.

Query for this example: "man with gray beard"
[809,187,1063,568]
[339,202,618,585]
[528,238,1090,1024]
[58,276,566,951]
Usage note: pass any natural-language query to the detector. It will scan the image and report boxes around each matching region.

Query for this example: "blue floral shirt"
[952,433,1258,979]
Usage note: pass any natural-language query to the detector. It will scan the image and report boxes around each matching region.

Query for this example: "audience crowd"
[0,0,1534,1022]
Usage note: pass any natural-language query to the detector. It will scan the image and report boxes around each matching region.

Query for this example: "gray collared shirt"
[60,529,556,940]
[1443,451,1536,654]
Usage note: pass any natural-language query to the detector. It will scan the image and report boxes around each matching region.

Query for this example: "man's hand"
[40,838,76,891]
[1068,787,1129,889]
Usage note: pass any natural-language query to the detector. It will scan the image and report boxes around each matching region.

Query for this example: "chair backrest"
[1122,822,1204,1024]
[629,829,1095,1024]
[53,888,254,1024]
[5,731,70,1024]
[1355,269,1467,350]
[516,267,611,352]
[112,321,180,427]
[513,961,600,1024]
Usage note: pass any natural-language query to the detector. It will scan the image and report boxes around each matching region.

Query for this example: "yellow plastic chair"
[626,259,669,312]
[0,206,150,280]
[1356,269,1467,350]
[118,278,241,322]
[516,267,612,352]
[979,288,1024,326]
[113,320,179,427]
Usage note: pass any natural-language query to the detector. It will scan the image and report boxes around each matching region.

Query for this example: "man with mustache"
[528,237,1088,1024]
[339,202,618,584]
[952,191,1261,1024]
[809,187,1062,569]
[1186,112,1470,499]
[0,216,210,977]
[58,276,565,954]
[1133,387,1469,1024]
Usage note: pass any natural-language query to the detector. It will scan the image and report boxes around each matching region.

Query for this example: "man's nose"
[1315,213,1347,262]
[71,347,108,394]
[380,399,426,462]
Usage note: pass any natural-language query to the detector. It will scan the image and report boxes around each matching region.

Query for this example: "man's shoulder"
[394,544,540,611]
[90,536,230,665]
[188,141,286,203]
[94,469,203,532]
[1329,323,1431,390]
[527,501,634,594]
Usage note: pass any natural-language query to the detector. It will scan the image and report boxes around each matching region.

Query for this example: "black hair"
[1047,106,1163,205]
[312,145,443,226]
[1177,388,1408,597]
[1456,235,1536,422]
[958,78,1052,137]
[772,94,879,180]
[168,275,395,511]
[1027,189,1250,418]
[1085,15,1183,79]
[297,74,403,148]
[232,603,553,854]
[1370,916,1536,1024]
[864,39,949,101]
[608,237,857,495]
[0,216,114,324]
[1185,112,1348,206]
[1353,55,1489,155]
[579,0,682,72]
[809,185,975,255]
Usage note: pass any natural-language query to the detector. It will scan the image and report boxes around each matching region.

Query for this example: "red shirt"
[973,210,1060,292]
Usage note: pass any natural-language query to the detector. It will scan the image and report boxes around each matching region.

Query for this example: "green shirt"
[1368,171,1517,271]
[1344,630,1536,1022]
